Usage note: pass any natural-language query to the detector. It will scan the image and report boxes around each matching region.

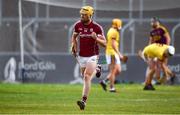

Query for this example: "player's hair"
[80,6,94,18]
[151,17,160,23]
[112,18,122,29]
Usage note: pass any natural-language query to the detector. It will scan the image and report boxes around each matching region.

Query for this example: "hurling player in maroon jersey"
[71,6,106,110]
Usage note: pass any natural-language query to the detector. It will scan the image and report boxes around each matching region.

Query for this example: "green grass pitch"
[0,83,180,114]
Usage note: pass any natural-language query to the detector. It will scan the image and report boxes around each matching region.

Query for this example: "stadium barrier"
[0,54,179,84]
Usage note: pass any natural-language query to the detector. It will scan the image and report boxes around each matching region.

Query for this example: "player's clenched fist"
[91,32,97,40]
[121,55,128,63]
[71,45,77,57]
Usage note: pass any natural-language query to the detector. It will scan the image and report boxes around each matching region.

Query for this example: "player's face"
[80,13,90,24]
[151,21,159,28]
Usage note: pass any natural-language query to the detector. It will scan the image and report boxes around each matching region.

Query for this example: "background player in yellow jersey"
[99,19,127,92]
[138,43,175,90]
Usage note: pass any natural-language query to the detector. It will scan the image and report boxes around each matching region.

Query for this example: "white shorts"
[78,55,98,68]
[106,54,121,65]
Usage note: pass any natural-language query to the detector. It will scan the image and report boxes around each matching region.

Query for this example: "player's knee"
[113,65,121,75]
[151,69,156,74]
[149,65,155,70]
[115,69,120,76]
[116,67,121,74]
[83,73,92,81]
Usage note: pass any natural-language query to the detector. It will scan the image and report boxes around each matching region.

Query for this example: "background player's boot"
[170,73,176,85]
[143,84,155,90]
[77,100,86,110]
[155,80,162,85]
[109,87,116,93]
[96,64,102,78]
[99,80,107,91]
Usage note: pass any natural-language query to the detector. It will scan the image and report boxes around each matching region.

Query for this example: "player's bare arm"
[149,36,154,44]
[164,33,171,45]
[138,50,147,62]
[111,38,123,59]
[71,32,78,57]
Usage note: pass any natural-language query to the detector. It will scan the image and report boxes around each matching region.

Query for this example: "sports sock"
[110,85,115,89]
[82,95,87,103]
[104,78,109,83]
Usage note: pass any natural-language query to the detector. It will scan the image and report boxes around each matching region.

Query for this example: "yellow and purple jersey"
[106,27,119,55]
[150,25,169,44]
[143,43,169,60]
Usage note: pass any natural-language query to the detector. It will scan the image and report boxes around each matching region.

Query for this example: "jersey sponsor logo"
[154,35,161,41]
[79,33,92,38]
